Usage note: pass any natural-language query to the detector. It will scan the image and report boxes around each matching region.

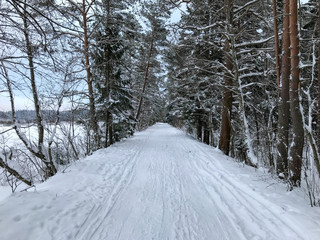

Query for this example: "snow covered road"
[1,123,320,240]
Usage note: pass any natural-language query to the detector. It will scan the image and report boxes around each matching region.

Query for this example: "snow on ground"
[0,186,11,202]
[0,123,320,240]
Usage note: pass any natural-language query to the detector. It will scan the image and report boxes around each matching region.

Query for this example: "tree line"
[166,0,320,206]
[0,0,320,206]
[0,0,169,188]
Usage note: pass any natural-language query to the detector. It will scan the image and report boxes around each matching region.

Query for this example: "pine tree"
[289,0,304,186]
[92,0,139,146]
[134,0,170,129]
[277,0,291,179]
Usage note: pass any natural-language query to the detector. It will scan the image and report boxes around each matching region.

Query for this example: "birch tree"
[53,0,101,151]
[0,0,60,180]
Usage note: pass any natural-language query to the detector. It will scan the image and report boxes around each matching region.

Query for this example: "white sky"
[0,94,33,111]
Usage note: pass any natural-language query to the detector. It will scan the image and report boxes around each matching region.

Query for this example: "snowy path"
[1,123,320,240]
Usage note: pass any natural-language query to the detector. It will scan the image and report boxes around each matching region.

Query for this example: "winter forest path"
[1,123,320,240]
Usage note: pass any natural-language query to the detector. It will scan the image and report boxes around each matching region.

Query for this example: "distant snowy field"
[0,123,84,146]
[0,123,320,240]
[0,122,86,196]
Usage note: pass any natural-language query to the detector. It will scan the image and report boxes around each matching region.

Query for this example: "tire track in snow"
[181,138,305,240]
[171,159,202,240]
[201,155,304,239]
[149,146,170,240]
[189,157,273,240]
[74,139,146,240]
[67,126,310,240]
[175,139,246,240]
[145,130,202,240]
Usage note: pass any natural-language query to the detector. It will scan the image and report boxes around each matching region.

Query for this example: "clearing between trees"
[0,123,319,240]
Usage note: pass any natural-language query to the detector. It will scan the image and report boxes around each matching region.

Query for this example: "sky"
[0,94,33,112]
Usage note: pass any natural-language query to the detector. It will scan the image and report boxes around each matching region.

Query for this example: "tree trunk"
[22,2,44,154]
[272,0,281,88]
[277,0,290,178]
[136,38,154,123]
[108,111,114,145]
[104,0,111,148]
[203,119,210,145]
[104,111,109,148]
[21,1,56,177]
[289,0,304,186]
[208,111,214,146]
[197,113,202,141]
[218,0,233,155]
[318,1,320,145]
[82,0,100,150]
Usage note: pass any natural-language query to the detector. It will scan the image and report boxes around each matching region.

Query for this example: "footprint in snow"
[13,215,21,222]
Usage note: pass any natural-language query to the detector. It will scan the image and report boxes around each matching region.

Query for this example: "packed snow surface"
[1,123,320,240]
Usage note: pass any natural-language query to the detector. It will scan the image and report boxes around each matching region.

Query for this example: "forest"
[0,0,320,207]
